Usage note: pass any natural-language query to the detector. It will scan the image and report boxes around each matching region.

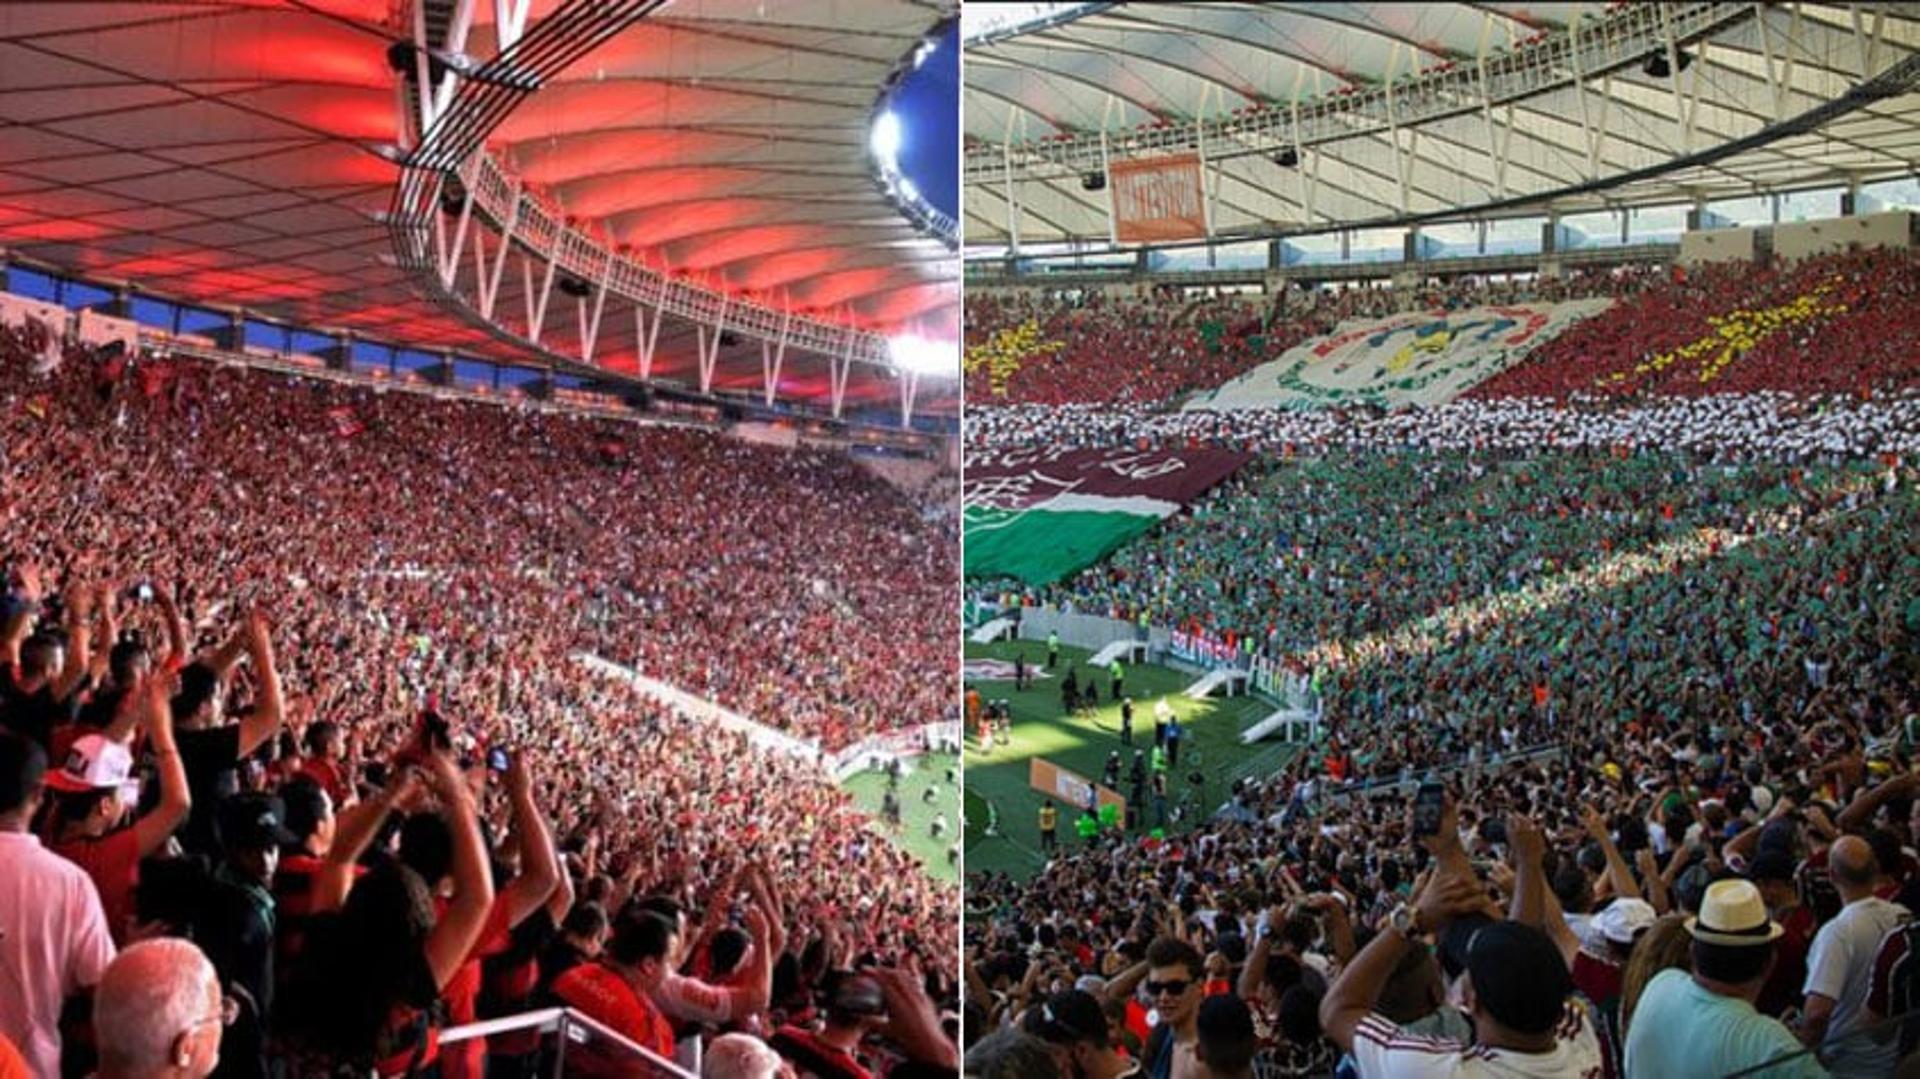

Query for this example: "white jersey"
[1348,1004,1605,1079]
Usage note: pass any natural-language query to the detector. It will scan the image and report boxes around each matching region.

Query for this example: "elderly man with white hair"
[703,1032,794,1079]
[93,938,226,1079]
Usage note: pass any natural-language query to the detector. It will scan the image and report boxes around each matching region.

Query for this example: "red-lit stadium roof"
[0,0,957,416]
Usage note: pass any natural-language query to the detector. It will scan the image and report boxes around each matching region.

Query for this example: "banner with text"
[964,446,1250,585]
[1110,153,1207,244]
[1029,757,1127,830]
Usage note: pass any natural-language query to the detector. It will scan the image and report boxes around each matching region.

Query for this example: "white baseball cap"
[45,734,137,804]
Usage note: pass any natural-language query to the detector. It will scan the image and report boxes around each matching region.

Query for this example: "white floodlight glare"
[898,177,920,203]
[870,110,903,169]
[887,334,957,376]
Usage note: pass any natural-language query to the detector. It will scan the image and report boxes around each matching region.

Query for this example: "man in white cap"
[1623,879,1824,1078]
[93,938,225,1078]
[46,674,192,944]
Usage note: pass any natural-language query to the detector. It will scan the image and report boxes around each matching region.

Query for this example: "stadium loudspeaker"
[386,41,450,84]
[1081,171,1107,192]
[1643,50,1691,78]
[719,331,740,348]
[557,277,592,299]
[1273,147,1301,168]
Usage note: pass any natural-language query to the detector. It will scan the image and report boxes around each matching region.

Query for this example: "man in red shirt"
[47,677,192,944]
[551,907,678,1062]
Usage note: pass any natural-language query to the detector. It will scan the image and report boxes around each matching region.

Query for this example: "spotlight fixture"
[557,277,592,299]
[1273,146,1301,169]
[1081,171,1107,192]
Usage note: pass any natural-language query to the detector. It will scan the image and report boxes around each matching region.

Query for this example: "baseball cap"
[1593,898,1657,944]
[1023,989,1109,1046]
[217,793,299,852]
[1746,848,1798,884]
[44,734,136,799]
[1458,921,1574,1036]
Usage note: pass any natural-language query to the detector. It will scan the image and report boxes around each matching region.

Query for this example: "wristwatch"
[1388,903,1424,938]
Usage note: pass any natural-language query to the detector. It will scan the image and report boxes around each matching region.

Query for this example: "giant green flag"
[964,446,1249,585]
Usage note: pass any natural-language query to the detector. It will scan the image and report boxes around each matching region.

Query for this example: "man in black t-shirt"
[172,612,283,855]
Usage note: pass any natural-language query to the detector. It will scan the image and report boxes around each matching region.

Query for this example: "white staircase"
[1240,707,1320,745]
[1088,639,1146,668]
[1184,667,1248,699]
[969,617,1015,643]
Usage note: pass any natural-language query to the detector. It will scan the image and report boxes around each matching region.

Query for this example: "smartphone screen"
[487,746,510,773]
[1413,781,1445,837]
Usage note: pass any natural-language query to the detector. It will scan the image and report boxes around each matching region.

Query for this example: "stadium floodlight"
[888,333,957,376]
[870,110,903,170]
[899,177,920,203]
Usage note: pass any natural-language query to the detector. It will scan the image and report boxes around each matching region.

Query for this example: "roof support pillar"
[830,321,854,420]
[526,248,558,345]
[430,0,480,128]
[1003,104,1022,254]
[580,253,613,364]
[899,369,920,430]
[493,0,531,53]
[696,293,729,395]
[440,186,476,288]
[479,187,519,320]
[1100,95,1119,247]
[762,304,792,406]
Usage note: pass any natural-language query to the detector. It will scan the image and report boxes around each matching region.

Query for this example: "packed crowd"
[963,287,1331,408]
[966,247,1920,417]
[961,265,1669,410]
[0,325,959,1078]
[961,251,1920,1076]
[965,448,1920,1076]
[965,392,1920,460]
[1468,247,1920,401]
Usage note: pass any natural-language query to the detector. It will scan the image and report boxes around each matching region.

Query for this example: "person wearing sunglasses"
[1138,938,1205,1079]
[93,937,228,1078]
[1023,988,1140,1079]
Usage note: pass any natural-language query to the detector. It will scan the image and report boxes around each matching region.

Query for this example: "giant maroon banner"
[1109,153,1207,243]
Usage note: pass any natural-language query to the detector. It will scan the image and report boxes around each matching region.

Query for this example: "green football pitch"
[962,640,1296,880]
[844,751,960,885]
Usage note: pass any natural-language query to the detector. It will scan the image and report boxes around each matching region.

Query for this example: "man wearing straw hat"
[1623,879,1827,1078]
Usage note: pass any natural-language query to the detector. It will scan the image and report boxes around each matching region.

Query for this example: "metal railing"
[440,1006,697,1078]
[964,2,1750,183]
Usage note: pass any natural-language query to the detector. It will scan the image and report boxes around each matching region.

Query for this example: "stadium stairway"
[1183,667,1249,699]
[1239,706,1320,746]
[1087,639,1147,668]
[969,617,1016,643]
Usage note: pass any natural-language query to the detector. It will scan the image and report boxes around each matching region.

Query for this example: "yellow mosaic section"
[963,319,1065,397]
[1599,276,1849,388]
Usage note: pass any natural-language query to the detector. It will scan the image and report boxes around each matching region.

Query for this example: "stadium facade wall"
[1679,226,1759,266]
[1774,211,1914,260]
[1003,607,1159,657]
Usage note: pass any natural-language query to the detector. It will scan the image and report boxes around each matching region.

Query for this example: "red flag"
[326,405,364,439]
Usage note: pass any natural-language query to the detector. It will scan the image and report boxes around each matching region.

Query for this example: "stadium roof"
[0,0,958,418]
[962,2,1920,251]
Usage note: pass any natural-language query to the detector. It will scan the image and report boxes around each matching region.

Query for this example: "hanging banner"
[1110,153,1206,244]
